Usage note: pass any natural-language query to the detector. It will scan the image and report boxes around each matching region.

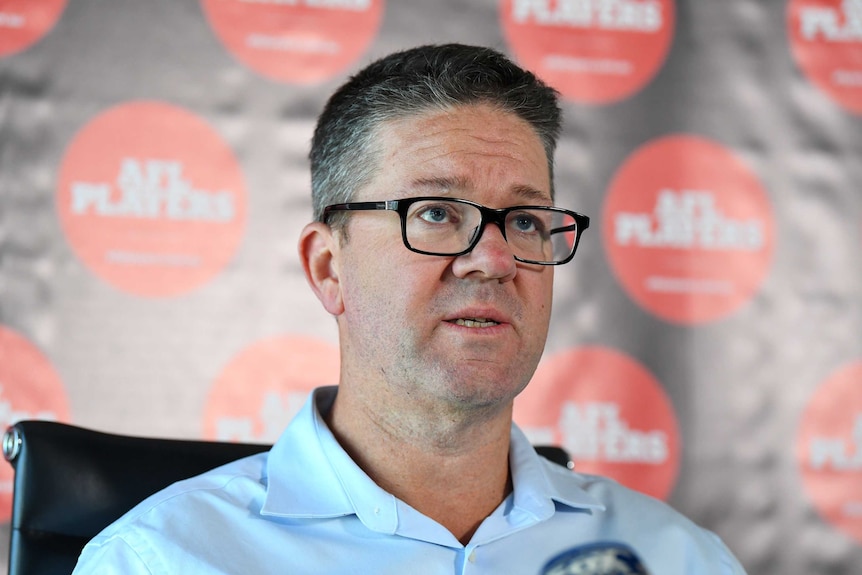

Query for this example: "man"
[73,44,747,574]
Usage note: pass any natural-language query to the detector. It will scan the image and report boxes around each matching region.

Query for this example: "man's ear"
[298,222,344,316]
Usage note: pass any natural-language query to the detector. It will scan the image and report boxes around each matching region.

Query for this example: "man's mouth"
[449,318,500,328]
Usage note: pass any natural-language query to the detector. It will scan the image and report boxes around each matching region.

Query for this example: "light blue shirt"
[73,386,747,574]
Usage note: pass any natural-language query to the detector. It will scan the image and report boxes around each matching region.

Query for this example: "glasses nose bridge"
[469,205,509,247]
[468,205,510,251]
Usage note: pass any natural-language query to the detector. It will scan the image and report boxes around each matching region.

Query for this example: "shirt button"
[468,550,476,563]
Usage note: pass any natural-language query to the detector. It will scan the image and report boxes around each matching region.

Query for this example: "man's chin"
[439,374,527,413]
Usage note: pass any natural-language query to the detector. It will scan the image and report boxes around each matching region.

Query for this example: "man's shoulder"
[544,465,746,573]
[100,450,269,537]
[565,468,676,512]
[541,461,712,535]
[561,466,701,528]
[73,451,271,574]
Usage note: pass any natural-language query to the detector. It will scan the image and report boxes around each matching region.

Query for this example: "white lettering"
[559,401,668,464]
[544,55,632,75]
[240,0,370,8]
[259,391,308,441]
[70,158,235,222]
[240,0,299,4]
[808,413,862,471]
[512,0,663,32]
[246,33,340,54]
[844,501,862,517]
[645,276,733,294]
[215,391,309,443]
[303,0,370,10]
[833,69,862,86]
[70,182,113,214]
[105,252,201,267]
[799,0,862,42]
[614,189,765,251]
[0,12,25,28]
[0,384,58,428]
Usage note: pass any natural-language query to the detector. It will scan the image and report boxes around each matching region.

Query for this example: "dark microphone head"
[540,542,651,575]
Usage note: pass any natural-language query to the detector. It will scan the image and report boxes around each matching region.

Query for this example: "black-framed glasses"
[322,196,590,265]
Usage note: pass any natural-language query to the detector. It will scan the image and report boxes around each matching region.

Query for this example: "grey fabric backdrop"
[1,1,861,573]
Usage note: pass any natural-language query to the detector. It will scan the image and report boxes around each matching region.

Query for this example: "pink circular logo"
[203,335,340,443]
[515,346,680,500]
[0,327,70,519]
[797,360,862,544]
[788,0,862,115]
[500,0,675,104]
[603,134,774,325]
[0,0,67,58]
[56,101,247,298]
[200,0,385,84]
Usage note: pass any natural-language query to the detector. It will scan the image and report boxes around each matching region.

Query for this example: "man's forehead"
[406,176,552,204]
[359,104,553,202]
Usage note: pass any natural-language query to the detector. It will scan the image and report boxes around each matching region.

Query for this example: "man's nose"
[452,220,517,282]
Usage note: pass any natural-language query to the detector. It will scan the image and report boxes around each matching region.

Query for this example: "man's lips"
[448,318,500,328]
[443,309,511,329]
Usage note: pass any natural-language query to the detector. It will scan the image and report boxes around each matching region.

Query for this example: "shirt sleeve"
[723,550,749,575]
[72,535,159,575]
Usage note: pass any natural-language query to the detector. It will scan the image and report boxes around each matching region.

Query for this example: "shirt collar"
[261,386,399,533]
[508,424,605,520]
[261,386,603,535]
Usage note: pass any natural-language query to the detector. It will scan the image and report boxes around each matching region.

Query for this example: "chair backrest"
[3,420,571,575]
[3,420,270,575]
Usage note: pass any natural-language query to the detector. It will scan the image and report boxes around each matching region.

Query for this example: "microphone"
[540,542,652,575]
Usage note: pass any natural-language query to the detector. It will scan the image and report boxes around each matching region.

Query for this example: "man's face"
[333,103,555,414]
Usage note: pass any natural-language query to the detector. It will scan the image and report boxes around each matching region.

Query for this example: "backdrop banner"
[1,1,861,574]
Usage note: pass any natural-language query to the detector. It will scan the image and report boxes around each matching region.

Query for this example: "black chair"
[3,420,571,575]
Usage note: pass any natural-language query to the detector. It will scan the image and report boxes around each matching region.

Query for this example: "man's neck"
[324,385,514,544]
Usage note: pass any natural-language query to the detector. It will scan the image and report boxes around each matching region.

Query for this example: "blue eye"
[513,214,538,233]
[423,207,448,222]
[418,204,457,224]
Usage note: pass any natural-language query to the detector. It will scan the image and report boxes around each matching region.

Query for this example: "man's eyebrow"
[409,176,467,192]
[511,184,552,204]
[409,177,552,203]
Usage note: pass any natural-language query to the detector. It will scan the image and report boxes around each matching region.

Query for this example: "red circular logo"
[0,326,70,520]
[0,0,66,58]
[603,134,774,325]
[499,0,675,104]
[788,0,862,115]
[515,346,680,500]
[200,0,384,85]
[797,360,862,545]
[203,335,340,443]
[56,101,247,298]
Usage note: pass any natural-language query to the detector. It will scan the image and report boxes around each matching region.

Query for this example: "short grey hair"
[309,43,562,226]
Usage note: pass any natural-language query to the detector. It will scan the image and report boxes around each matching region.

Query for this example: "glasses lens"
[403,199,482,255]
[402,200,579,264]
[505,208,577,264]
